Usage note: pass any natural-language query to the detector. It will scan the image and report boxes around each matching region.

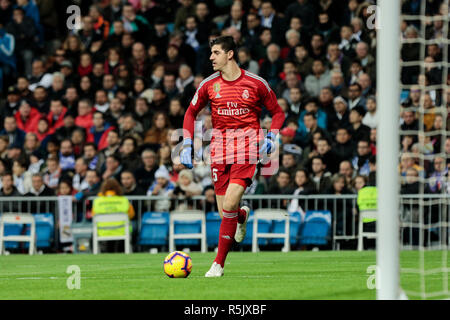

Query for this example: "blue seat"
[174,218,202,246]
[299,210,332,246]
[270,211,302,245]
[1,213,54,249]
[3,223,22,249]
[206,211,221,247]
[138,212,169,246]
[242,212,272,246]
[34,213,54,249]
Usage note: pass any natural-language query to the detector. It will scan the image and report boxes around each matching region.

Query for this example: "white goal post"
[376,0,401,300]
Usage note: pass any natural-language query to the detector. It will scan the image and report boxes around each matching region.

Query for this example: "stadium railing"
[0,194,448,252]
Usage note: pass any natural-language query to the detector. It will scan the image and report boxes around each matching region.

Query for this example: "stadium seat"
[2,223,22,249]
[169,210,207,252]
[138,212,169,246]
[206,211,221,248]
[34,213,54,249]
[242,212,272,247]
[270,211,302,246]
[174,219,202,246]
[299,210,332,246]
[0,213,36,255]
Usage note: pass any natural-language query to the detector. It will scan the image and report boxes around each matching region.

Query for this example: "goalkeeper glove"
[180,138,193,169]
[259,131,276,155]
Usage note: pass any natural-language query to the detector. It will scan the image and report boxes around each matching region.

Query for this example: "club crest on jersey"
[213,82,221,98]
[242,89,249,99]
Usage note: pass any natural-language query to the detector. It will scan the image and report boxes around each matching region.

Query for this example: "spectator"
[74,169,101,203]
[267,169,295,197]
[339,159,355,187]
[291,44,311,80]
[46,99,67,132]
[134,149,157,192]
[352,140,372,177]
[329,70,348,98]
[102,154,122,181]
[147,165,175,212]
[1,115,25,147]
[298,99,328,145]
[362,96,378,129]
[0,171,21,197]
[73,157,88,193]
[12,158,32,194]
[328,96,350,135]
[259,43,284,88]
[14,99,40,133]
[355,42,376,80]
[309,156,332,194]
[119,136,141,171]
[427,156,447,194]
[24,172,54,198]
[28,59,52,91]
[83,143,99,171]
[316,137,339,174]
[173,169,202,200]
[348,106,371,143]
[260,0,287,46]
[143,112,170,146]
[352,174,367,194]
[42,155,61,190]
[59,139,75,172]
[121,170,145,196]
[288,168,315,221]
[333,127,355,162]
[75,99,94,130]
[304,59,331,98]
[237,46,259,75]
[5,7,37,77]
[32,85,49,114]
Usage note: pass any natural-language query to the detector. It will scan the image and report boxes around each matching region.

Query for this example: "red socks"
[214,209,238,268]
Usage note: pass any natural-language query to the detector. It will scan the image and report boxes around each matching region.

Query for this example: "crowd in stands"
[0,0,449,229]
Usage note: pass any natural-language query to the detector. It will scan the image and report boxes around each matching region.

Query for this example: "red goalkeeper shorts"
[211,163,257,196]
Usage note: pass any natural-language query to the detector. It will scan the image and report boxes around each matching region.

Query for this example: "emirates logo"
[242,89,249,99]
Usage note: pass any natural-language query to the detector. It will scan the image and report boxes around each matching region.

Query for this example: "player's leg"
[208,182,245,276]
[216,195,224,218]
[206,164,229,277]
[230,164,257,242]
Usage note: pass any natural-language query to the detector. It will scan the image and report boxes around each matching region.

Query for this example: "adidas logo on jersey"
[215,93,221,98]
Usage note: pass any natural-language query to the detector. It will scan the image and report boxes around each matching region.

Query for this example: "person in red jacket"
[46,99,67,132]
[14,100,41,133]
[75,99,94,130]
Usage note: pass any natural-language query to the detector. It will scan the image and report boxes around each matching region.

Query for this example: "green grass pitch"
[0,251,448,300]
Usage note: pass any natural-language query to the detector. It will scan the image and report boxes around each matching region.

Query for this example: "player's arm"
[181,84,209,169]
[259,83,286,154]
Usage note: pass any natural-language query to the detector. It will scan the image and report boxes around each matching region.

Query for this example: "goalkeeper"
[180,36,285,277]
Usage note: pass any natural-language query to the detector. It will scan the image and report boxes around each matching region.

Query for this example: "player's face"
[210,44,229,71]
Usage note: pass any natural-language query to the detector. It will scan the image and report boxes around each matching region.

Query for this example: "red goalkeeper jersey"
[183,69,285,164]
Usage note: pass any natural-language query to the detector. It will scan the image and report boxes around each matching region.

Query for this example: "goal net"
[397,0,449,300]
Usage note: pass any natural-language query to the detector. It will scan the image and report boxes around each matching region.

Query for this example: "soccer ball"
[163,251,192,278]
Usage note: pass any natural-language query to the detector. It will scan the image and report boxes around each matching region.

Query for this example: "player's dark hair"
[210,36,237,60]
